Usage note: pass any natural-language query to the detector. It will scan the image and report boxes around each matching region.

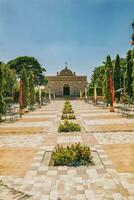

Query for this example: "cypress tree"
[29,72,35,107]
[124,50,133,98]
[0,64,6,120]
[113,54,121,102]
[132,49,134,98]
[21,66,29,109]
[103,55,113,106]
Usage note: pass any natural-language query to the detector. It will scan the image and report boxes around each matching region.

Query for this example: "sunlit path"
[0,100,134,199]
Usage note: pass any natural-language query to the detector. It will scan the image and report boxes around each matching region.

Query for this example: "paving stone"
[0,100,134,199]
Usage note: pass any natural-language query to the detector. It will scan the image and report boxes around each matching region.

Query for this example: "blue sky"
[0,0,134,78]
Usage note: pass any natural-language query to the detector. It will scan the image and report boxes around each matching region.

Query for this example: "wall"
[46,76,87,97]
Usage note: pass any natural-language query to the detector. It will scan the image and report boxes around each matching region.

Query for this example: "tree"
[7,56,46,85]
[113,54,121,102]
[29,72,35,107]
[89,66,105,88]
[124,50,133,98]
[0,64,6,120]
[2,64,17,96]
[132,49,134,99]
[103,55,113,106]
[21,66,29,109]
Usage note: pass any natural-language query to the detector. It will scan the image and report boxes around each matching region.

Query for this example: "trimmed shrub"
[58,119,81,132]
[61,114,76,120]
[50,143,93,166]
[63,109,74,114]
[61,114,68,120]
[69,114,76,119]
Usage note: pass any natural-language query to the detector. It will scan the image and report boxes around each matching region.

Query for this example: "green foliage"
[103,55,113,105]
[2,64,17,96]
[21,66,29,109]
[89,66,105,88]
[87,87,102,96]
[58,119,81,132]
[68,114,76,119]
[63,101,74,114]
[114,54,121,102]
[61,114,76,120]
[7,56,46,85]
[63,109,74,114]
[124,50,133,97]
[50,143,92,166]
[64,104,72,109]
[0,64,6,116]
[29,72,35,106]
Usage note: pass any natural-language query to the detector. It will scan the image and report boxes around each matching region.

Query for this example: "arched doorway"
[63,84,70,96]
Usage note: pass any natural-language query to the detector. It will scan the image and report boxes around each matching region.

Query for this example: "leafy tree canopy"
[7,56,46,85]
[89,66,105,88]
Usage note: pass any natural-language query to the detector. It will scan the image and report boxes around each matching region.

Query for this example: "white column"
[49,88,51,100]
[94,85,97,104]
[39,87,41,105]
[54,92,55,100]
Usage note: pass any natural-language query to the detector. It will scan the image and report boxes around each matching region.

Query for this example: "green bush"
[50,143,93,166]
[63,109,74,114]
[64,104,72,110]
[65,100,71,105]
[61,114,76,120]
[69,114,76,119]
[61,114,68,120]
[87,87,102,96]
[58,119,81,132]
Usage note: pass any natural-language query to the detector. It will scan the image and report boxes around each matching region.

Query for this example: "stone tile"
[102,144,134,173]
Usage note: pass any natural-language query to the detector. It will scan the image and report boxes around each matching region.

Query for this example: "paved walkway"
[0,100,134,200]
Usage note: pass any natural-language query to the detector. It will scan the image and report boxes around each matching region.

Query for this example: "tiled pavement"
[0,100,134,199]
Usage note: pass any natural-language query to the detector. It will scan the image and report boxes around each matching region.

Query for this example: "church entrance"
[63,84,70,96]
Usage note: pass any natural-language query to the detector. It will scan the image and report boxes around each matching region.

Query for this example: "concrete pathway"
[0,100,134,200]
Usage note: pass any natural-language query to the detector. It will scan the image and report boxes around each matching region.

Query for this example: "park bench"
[117,103,134,118]
[4,104,20,122]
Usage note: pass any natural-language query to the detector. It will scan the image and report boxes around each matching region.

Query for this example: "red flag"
[19,80,23,110]
[109,75,114,106]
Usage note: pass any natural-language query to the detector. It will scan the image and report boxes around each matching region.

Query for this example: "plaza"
[0,100,134,200]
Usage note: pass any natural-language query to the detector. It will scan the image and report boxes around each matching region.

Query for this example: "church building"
[46,63,87,97]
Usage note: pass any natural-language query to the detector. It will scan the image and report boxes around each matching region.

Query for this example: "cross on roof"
[65,61,68,68]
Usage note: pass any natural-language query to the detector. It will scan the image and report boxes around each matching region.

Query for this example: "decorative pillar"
[80,90,82,100]
[49,88,51,101]
[53,92,55,100]
[39,87,41,106]
[19,79,23,117]
[94,85,97,105]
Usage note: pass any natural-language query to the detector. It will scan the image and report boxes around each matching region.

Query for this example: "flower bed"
[50,143,93,166]
[63,101,74,114]
[63,109,74,114]
[58,119,81,132]
[61,114,76,120]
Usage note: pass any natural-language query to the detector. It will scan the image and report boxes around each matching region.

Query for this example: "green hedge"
[87,87,102,96]
[50,143,93,166]
[58,119,81,132]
